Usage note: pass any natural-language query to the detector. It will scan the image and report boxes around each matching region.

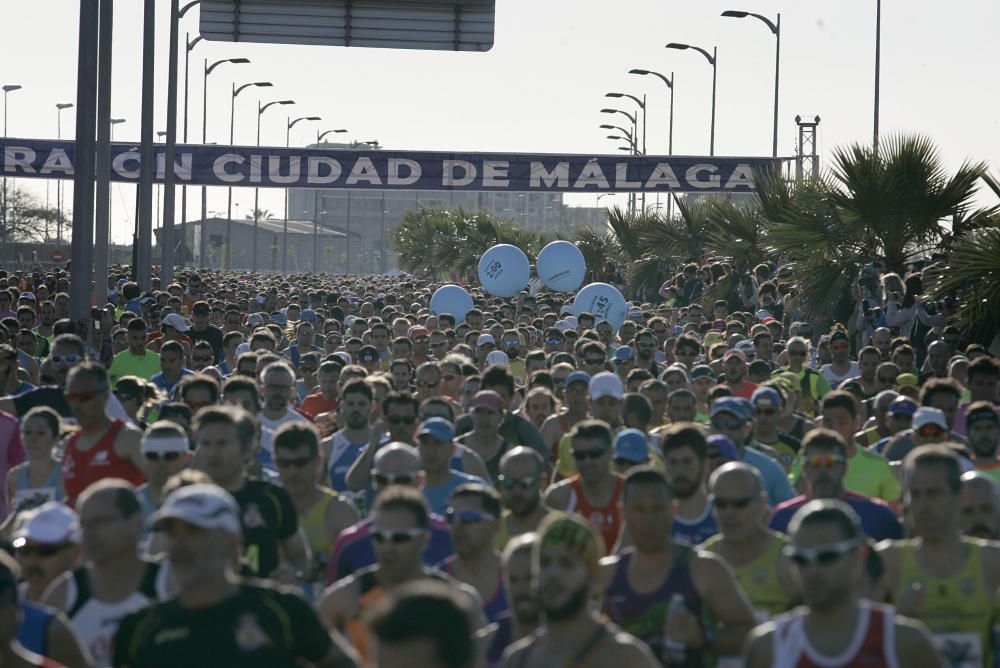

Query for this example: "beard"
[507,493,539,518]
[541,580,590,621]
[671,473,701,500]
[345,413,368,430]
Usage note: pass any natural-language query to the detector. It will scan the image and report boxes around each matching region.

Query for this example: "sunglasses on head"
[571,447,609,461]
[784,538,861,568]
[805,454,845,469]
[445,509,496,525]
[371,528,426,544]
[275,455,313,469]
[387,415,417,425]
[709,495,755,510]
[15,543,72,558]
[144,451,183,462]
[497,475,538,491]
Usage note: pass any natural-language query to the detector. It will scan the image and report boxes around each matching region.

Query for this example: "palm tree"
[245,208,275,220]
[931,224,1000,344]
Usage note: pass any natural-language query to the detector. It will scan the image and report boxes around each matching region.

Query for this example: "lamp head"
[605,93,624,98]
[57,103,74,110]
[721,10,749,18]
[665,43,690,50]
[254,82,273,88]
[628,69,650,75]
[230,58,251,64]
[600,108,618,114]
[599,124,615,130]
[2,85,22,93]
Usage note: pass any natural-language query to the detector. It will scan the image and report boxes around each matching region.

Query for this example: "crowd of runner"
[0,261,994,667]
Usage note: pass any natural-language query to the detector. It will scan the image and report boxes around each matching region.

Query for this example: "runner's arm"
[279,527,312,577]
[741,623,776,668]
[692,551,757,655]
[40,571,71,612]
[46,609,94,668]
[344,421,386,492]
[893,616,944,668]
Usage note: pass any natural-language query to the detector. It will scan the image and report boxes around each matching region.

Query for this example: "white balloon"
[478,244,530,298]
[572,282,628,332]
[430,285,474,323]
[537,241,586,292]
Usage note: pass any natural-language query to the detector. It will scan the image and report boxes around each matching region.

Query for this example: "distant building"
[286,141,607,273]
[161,217,345,272]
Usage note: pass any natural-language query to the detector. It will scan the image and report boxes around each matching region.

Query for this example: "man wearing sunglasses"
[702,462,797,627]
[776,335,830,417]
[770,429,903,542]
[329,443,455,584]
[745,499,941,668]
[877,445,1000,668]
[496,447,550,542]
[601,467,754,665]
[883,406,951,462]
[319,486,479,667]
[136,421,190,517]
[819,330,858,390]
[12,502,82,605]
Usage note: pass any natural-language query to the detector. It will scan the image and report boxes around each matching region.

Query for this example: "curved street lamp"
[722,11,780,156]
[283,115,321,273]
[666,42,717,155]
[225,81,272,269]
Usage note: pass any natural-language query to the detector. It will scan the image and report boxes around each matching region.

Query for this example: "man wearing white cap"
[12,503,81,604]
[136,422,191,516]
[113,484,359,668]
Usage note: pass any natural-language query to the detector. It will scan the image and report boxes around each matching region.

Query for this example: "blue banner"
[1,137,780,193]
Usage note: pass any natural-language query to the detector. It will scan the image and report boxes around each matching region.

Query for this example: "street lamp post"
[628,69,674,154]
[601,108,637,212]
[226,80,272,270]
[56,102,74,245]
[253,99,294,272]
[606,92,647,210]
[874,0,881,152]
[317,128,348,144]
[666,42,717,156]
[2,85,22,242]
[201,57,249,267]
[722,11,781,157]
[181,32,202,266]
[284,116,322,273]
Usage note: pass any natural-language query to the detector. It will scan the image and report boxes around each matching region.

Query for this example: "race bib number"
[931,631,982,668]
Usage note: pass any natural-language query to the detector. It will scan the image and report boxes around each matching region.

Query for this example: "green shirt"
[790,444,901,503]
[109,349,161,384]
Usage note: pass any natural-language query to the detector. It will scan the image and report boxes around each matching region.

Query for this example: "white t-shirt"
[257,406,309,454]
[820,362,860,389]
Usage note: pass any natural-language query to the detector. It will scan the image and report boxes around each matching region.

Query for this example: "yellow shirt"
[555,429,664,479]
[702,533,793,621]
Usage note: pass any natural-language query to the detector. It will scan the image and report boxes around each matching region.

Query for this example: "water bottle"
[662,593,687,666]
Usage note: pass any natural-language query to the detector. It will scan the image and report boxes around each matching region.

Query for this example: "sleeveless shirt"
[896,537,993,668]
[702,533,792,621]
[566,474,624,554]
[62,419,144,507]
[10,463,64,515]
[772,601,900,668]
[300,488,339,582]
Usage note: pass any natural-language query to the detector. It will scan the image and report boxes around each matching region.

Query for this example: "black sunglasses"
[571,447,609,461]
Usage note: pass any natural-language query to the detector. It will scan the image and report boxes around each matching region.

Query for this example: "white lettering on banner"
[154,153,194,181]
[614,163,641,188]
[269,156,301,184]
[686,164,721,189]
[529,162,569,188]
[113,151,141,179]
[248,155,263,183]
[725,163,755,190]
[443,160,476,187]
[482,160,510,187]
[644,163,681,189]
[573,161,610,189]
[387,158,421,186]
[3,147,37,174]
[346,158,382,185]
[307,157,342,184]
[214,155,245,183]
[39,149,73,176]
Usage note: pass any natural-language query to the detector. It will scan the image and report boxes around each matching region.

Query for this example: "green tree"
[2,186,64,242]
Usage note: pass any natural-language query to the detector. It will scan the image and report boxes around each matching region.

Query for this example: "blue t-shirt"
[672,502,719,546]
[423,470,488,515]
[743,446,795,506]
[150,368,194,399]
[769,492,904,542]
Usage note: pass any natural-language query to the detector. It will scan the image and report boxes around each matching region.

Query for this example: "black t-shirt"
[187,324,224,361]
[232,478,299,578]
[112,581,332,668]
[13,385,72,418]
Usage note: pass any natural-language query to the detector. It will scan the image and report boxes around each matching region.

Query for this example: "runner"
[43,480,168,667]
[877,445,1000,667]
[112,483,359,668]
[483,534,540,667]
[958,471,1000,540]
[323,379,373,492]
[601,467,755,664]
[743,499,942,668]
[659,423,718,546]
[496,447,550,542]
[701,463,797,620]
[502,513,660,668]
[0,554,80,668]
[12,502,81,604]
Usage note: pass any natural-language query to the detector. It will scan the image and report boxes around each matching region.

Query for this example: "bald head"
[874,390,899,412]
[928,340,948,355]
[709,461,763,496]
[374,442,422,476]
[499,446,545,478]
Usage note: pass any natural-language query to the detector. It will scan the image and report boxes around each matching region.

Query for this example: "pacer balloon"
[572,282,628,331]
[478,244,530,298]
[430,285,474,323]
[536,241,586,292]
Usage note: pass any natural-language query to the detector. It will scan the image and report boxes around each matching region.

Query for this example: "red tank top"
[773,602,899,668]
[568,474,624,554]
[62,419,145,506]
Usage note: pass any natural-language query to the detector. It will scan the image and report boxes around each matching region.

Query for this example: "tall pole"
[380,191,387,273]
[285,119,292,274]
[134,0,155,289]
[312,190,319,272]
[345,191,352,274]
[94,0,113,307]
[226,81,235,270]
[161,0,180,284]
[668,72,674,218]
[56,103,74,246]
[69,0,99,321]
[254,99,293,273]
[201,59,209,267]
[182,34,202,267]
[773,14,781,157]
[2,85,22,244]
[874,0,881,152]
[710,46,717,156]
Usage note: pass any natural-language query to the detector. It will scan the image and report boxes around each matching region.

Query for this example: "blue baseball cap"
[888,396,918,417]
[751,386,784,409]
[706,434,740,461]
[416,417,454,443]
[613,346,636,362]
[299,309,318,322]
[614,429,649,464]
[710,397,753,422]
[565,370,591,387]
[689,365,716,381]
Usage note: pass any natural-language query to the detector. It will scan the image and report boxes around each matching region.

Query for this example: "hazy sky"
[3,0,998,244]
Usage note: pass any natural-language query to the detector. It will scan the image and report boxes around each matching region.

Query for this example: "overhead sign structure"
[1,138,780,194]
[200,0,495,51]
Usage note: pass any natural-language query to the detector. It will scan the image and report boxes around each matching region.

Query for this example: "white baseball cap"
[476,334,496,347]
[150,484,242,536]
[161,313,190,332]
[485,350,509,368]
[13,502,82,548]
[140,421,190,455]
[589,371,624,401]
[913,407,948,431]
